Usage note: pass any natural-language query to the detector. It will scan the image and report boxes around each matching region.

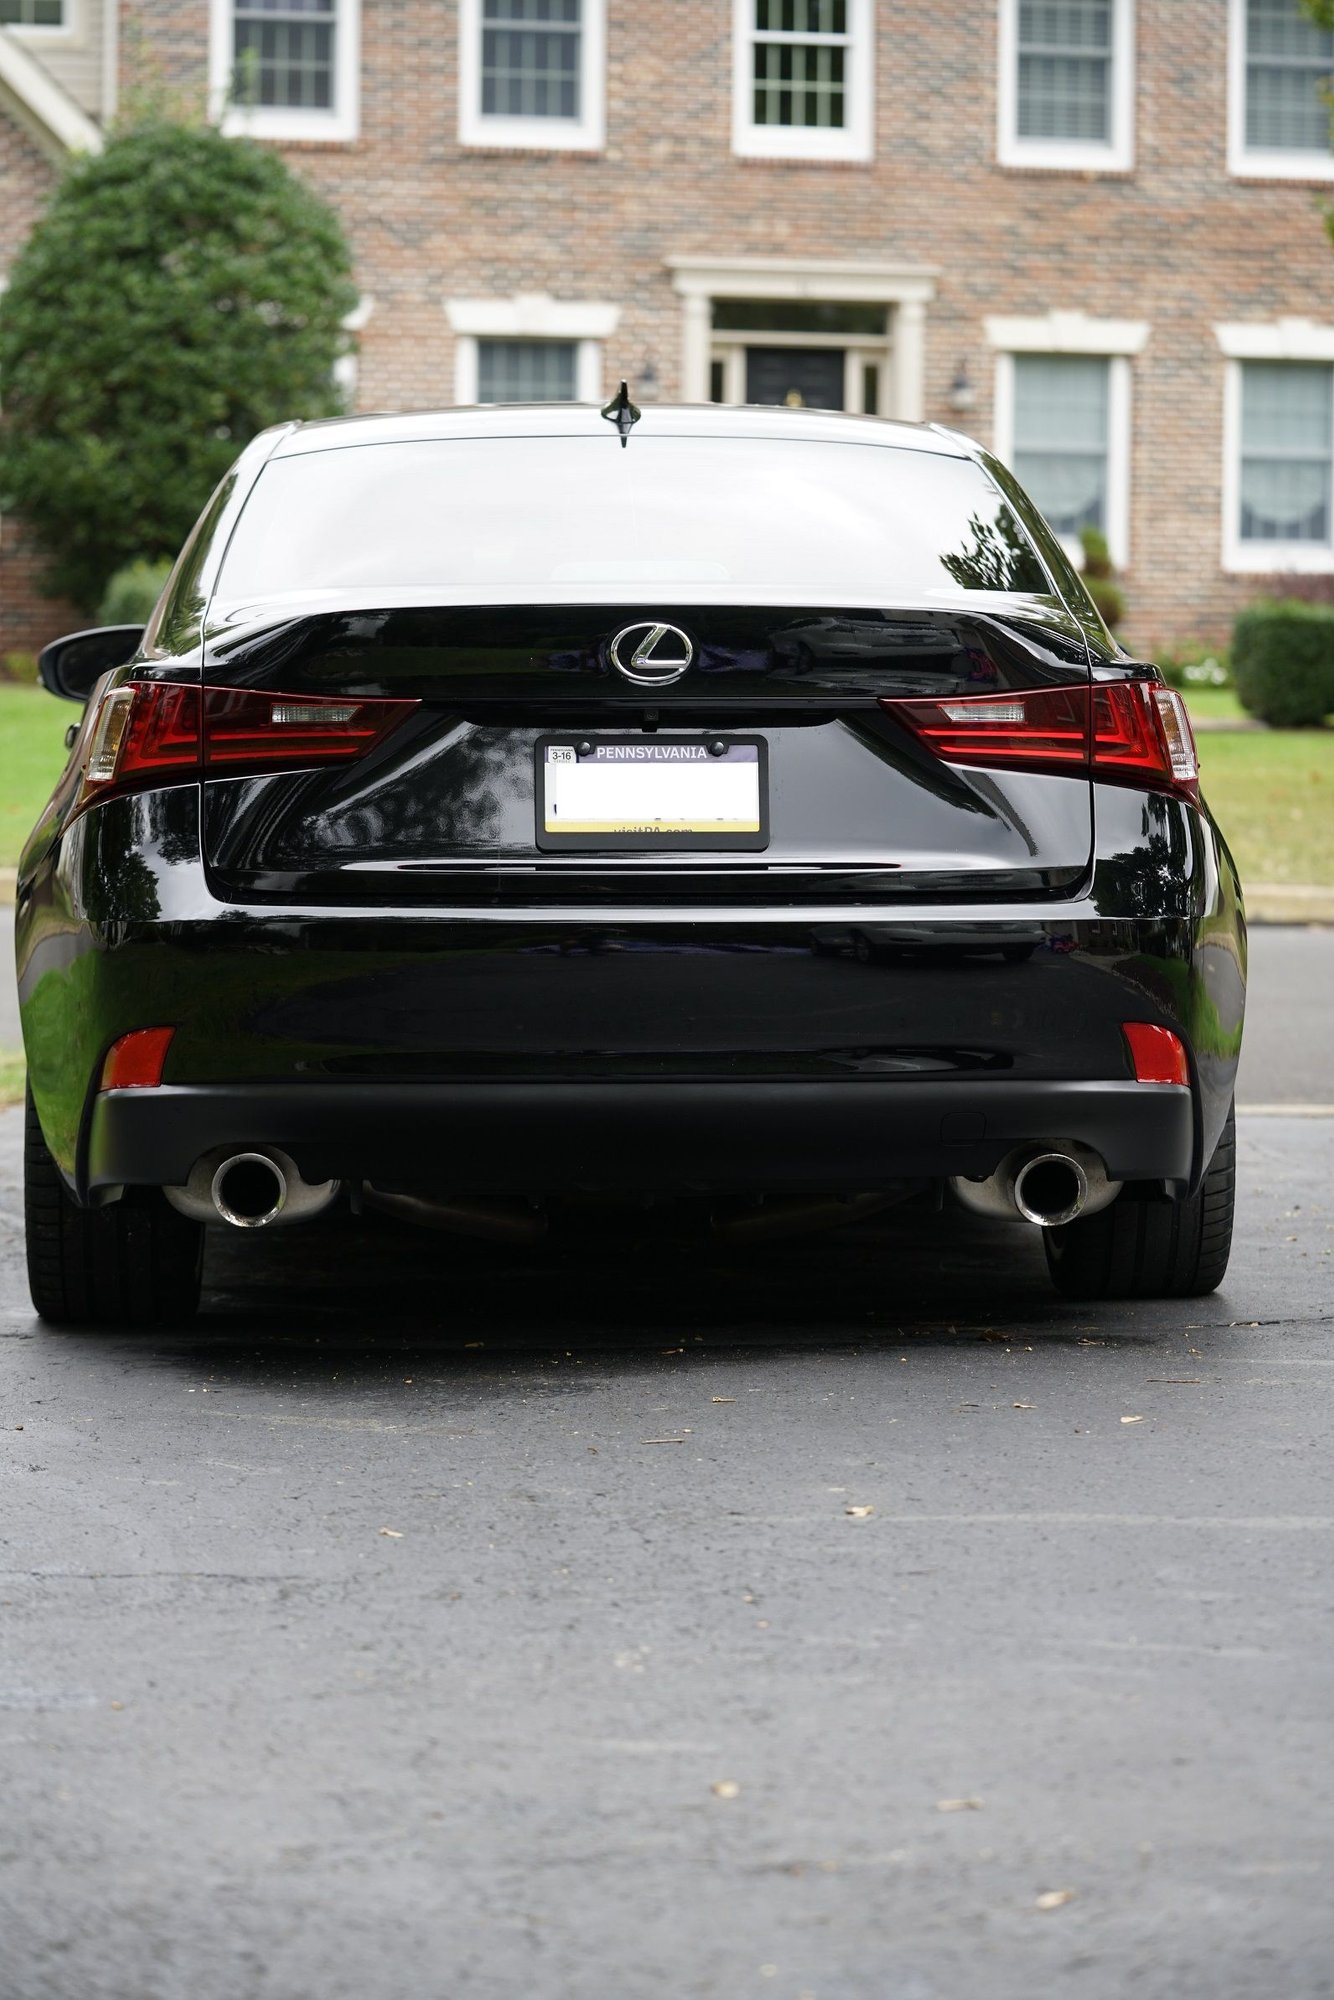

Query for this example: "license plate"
[536,737,768,851]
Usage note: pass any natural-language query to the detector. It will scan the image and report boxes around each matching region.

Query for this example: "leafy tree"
[0,118,356,609]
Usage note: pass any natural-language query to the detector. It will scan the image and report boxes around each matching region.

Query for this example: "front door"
[745,347,845,410]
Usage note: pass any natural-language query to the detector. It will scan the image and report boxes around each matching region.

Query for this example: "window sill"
[4,22,84,45]
[1227,150,1334,184]
[732,129,872,165]
[1224,546,1334,575]
[997,144,1134,174]
[458,115,604,153]
[221,108,360,144]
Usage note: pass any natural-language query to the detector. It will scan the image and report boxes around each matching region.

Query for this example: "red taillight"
[1122,1022,1190,1086]
[884,686,1089,768]
[201,688,417,767]
[882,680,1199,800]
[85,684,200,788]
[100,1025,175,1090]
[76,681,419,811]
[1093,683,1199,796]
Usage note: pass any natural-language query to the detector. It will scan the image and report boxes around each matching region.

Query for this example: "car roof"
[270,402,974,460]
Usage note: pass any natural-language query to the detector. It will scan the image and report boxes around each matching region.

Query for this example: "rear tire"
[25,1086,203,1326]
[1044,1104,1236,1301]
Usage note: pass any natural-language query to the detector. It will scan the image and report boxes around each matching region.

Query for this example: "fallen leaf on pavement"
[936,1797,984,1812]
[845,1505,875,1518]
[1035,1889,1076,1910]
[711,1780,740,1799]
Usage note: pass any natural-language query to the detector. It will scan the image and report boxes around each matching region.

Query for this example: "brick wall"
[5,0,1329,655]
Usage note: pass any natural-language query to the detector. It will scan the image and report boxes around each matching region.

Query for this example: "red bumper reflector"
[1122,1022,1190,1086]
[100,1026,175,1091]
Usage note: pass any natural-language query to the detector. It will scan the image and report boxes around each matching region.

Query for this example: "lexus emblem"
[608,621,694,688]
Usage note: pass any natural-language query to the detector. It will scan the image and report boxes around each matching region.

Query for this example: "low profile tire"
[1043,1104,1236,1301]
[24,1087,203,1326]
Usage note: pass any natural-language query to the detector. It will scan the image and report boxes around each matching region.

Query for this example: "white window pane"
[0,0,65,21]
[756,0,847,30]
[1017,0,1112,142]
[1014,353,1108,445]
[1241,461,1330,540]
[476,340,578,402]
[1245,0,1334,152]
[234,0,337,110]
[1240,361,1333,542]
[482,0,581,119]
[1241,359,1333,450]
[752,0,850,129]
[1012,354,1109,537]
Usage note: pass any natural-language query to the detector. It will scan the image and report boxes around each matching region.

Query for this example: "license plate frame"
[535,736,769,853]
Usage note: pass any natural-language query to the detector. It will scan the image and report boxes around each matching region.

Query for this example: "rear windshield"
[215,436,1051,603]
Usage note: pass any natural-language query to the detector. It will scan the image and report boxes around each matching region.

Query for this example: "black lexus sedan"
[16,400,1244,1325]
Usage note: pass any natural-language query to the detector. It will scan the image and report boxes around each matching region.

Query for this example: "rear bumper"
[88,1078,1195,1196]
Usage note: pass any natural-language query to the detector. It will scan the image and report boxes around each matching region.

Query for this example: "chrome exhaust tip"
[1011,1151,1088,1228]
[950,1142,1121,1228]
[165,1148,339,1228]
[211,1152,288,1229]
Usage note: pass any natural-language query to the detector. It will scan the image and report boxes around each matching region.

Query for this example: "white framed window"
[1218,325,1334,569]
[210,0,360,141]
[731,0,874,162]
[997,0,1135,171]
[459,0,605,151]
[1228,0,1334,179]
[475,340,579,401]
[988,314,1145,569]
[446,294,618,404]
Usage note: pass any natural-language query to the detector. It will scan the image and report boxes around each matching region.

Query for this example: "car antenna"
[600,380,641,447]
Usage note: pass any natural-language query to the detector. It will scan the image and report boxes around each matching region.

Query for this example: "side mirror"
[38,625,145,704]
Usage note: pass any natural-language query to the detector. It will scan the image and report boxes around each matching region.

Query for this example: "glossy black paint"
[15,406,1245,1212]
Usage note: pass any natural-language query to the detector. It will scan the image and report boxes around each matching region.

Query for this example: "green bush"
[98,558,174,627]
[1078,525,1126,631]
[0,118,356,611]
[1232,600,1334,728]
[1,650,39,683]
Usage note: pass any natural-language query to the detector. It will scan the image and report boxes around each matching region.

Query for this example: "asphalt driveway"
[0,1092,1331,1999]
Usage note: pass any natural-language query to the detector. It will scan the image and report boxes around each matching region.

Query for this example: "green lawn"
[1198,729,1334,887]
[1181,685,1246,726]
[0,682,70,869]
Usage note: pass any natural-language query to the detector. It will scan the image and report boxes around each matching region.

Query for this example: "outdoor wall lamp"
[948,361,977,413]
